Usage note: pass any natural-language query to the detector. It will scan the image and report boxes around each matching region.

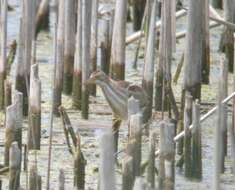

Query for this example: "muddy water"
[0,0,235,189]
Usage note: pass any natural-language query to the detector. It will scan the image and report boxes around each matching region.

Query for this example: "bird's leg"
[112,116,122,155]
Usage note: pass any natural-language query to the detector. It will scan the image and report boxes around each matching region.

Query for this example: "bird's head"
[85,70,108,85]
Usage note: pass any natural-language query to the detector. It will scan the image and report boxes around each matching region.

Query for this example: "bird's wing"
[114,80,131,89]
[127,85,149,107]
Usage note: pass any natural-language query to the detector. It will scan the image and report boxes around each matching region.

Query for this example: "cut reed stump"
[184,93,193,178]
[63,0,76,95]
[191,100,202,180]
[99,129,116,190]
[132,0,146,31]
[129,113,142,176]
[4,104,22,166]
[142,0,157,122]
[213,72,224,190]
[54,0,65,115]
[0,0,7,110]
[122,156,134,190]
[147,131,157,188]
[9,142,21,190]
[28,64,41,150]
[110,0,127,80]
[81,0,92,119]
[72,0,82,109]
[90,0,99,96]
[159,120,175,190]
[220,55,228,166]
[219,0,235,72]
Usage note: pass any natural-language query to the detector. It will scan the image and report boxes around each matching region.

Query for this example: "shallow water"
[0,0,235,189]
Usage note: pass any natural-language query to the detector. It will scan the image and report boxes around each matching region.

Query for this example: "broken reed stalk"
[122,156,134,190]
[0,0,7,110]
[142,0,157,122]
[54,0,65,115]
[90,0,98,96]
[29,164,42,190]
[110,0,127,80]
[28,64,41,150]
[220,0,235,72]
[132,0,146,31]
[4,80,12,111]
[184,93,193,178]
[125,9,187,45]
[74,132,86,190]
[99,129,116,190]
[35,0,50,37]
[4,104,22,166]
[6,40,17,75]
[73,126,87,190]
[81,0,92,119]
[63,0,76,95]
[9,142,21,190]
[173,53,184,84]
[191,100,202,180]
[72,0,82,109]
[58,169,65,190]
[220,55,228,169]
[147,131,157,188]
[129,113,142,176]
[100,19,110,75]
[59,106,86,189]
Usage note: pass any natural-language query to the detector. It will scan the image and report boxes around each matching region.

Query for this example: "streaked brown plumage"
[86,70,149,153]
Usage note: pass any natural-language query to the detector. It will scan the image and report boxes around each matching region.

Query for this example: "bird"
[85,70,149,153]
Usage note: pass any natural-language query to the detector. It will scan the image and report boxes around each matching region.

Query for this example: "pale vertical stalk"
[46,21,57,190]
[72,0,82,109]
[90,0,98,96]
[0,0,7,110]
[81,0,92,119]
[110,0,127,80]
[142,0,157,122]
[63,0,76,95]
[53,0,64,115]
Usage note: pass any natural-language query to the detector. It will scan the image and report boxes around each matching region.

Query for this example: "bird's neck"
[97,78,128,120]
